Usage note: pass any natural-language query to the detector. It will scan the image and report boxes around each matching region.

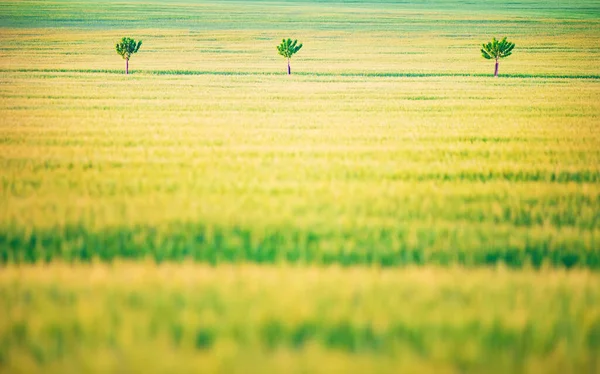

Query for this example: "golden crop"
[0,0,599,372]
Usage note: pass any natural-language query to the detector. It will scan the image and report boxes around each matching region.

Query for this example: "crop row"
[1,223,598,268]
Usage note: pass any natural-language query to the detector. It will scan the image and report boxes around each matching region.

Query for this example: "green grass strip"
[1,69,599,80]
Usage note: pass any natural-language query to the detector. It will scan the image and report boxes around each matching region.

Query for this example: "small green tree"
[277,38,303,75]
[115,37,142,75]
[481,37,515,77]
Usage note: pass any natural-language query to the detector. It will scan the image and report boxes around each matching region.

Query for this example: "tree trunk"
[287,59,291,75]
[126,58,129,75]
[494,59,499,77]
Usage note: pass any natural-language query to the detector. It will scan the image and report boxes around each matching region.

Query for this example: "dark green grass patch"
[1,223,598,269]
[2,69,599,80]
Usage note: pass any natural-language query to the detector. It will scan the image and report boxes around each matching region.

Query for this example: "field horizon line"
[2,68,599,80]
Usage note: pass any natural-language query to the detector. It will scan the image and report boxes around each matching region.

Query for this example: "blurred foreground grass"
[1,263,599,374]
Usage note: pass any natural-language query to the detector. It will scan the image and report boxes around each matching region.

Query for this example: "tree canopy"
[277,38,302,59]
[115,37,142,61]
[481,37,515,61]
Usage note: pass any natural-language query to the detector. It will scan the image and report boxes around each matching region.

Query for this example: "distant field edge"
[2,69,600,80]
